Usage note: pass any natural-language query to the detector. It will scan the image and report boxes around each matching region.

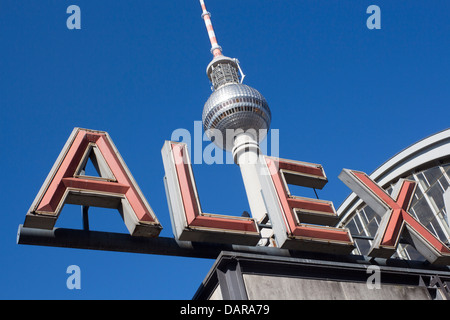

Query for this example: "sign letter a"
[24,128,162,237]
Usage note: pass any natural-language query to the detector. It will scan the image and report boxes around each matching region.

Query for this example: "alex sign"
[24,128,450,265]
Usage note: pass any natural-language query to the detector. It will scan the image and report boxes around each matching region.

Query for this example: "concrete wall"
[242,274,431,300]
[209,285,223,300]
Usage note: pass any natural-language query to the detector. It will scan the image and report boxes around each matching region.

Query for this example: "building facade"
[338,129,450,261]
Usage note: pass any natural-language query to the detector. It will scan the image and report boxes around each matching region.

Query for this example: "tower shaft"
[232,133,268,224]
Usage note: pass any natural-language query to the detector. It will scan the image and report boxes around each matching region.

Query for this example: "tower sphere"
[202,57,271,151]
[202,83,271,151]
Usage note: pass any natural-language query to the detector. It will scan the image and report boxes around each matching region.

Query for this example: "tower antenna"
[199,0,223,57]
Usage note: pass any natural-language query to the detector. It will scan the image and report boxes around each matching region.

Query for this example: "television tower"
[199,0,272,225]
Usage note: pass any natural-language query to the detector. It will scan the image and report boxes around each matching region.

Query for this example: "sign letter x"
[339,169,450,265]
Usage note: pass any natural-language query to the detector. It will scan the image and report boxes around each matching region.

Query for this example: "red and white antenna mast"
[199,0,223,57]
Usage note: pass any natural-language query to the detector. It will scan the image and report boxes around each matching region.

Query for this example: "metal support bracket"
[216,257,248,300]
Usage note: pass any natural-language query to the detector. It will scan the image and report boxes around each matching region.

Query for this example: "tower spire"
[199,0,223,57]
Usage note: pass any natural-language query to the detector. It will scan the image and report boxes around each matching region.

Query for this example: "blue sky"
[1,0,449,299]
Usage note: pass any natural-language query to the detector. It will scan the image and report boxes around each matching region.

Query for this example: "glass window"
[437,209,450,243]
[411,193,419,208]
[412,196,435,225]
[359,208,369,224]
[417,172,430,189]
[345,219,358,235]
[426,178,446,212]
[409,206,420,221]
[423,166,443,187]
[438,209,450,230]
[439,175,449,191]
[386,185,393,196]
[439,208,447,220]
[425,218,446,241]
[367,218,379,237]
[443,164,450,176]
[414,182,423,200]
[395,243,410,260]
[355,239,371,256]
[353,215,365,236]
[402,245,426,262]
[364,205,378,220]
[437,209,449,229]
